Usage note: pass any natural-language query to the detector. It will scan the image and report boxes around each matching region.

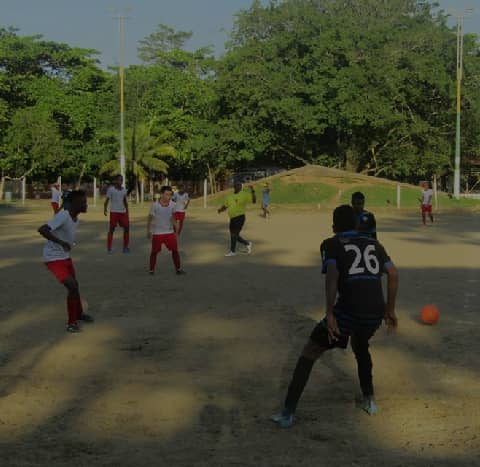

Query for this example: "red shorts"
[174,212,186,221]
[110,212,129,228]
[45,258,75,283]
[151,233,178,253]
[421,205,432,213]
[51,202,60,213]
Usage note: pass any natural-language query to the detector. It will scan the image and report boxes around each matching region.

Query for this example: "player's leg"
[227,217,240,255]
[175,212,185,236]
[149,235,162,274]
[421,206,427,225]
[166,234,184,274]
[272,321,336,428]
[235,215,252,253]
[51,202,59,213]
[107,214,117,252]
[351,329,378,415]
[119,213,130,252]
[428,206,434,223]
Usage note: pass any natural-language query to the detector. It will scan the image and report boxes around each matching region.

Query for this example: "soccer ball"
[420,304,439,325]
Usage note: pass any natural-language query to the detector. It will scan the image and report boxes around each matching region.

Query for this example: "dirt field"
[0,200,479,467]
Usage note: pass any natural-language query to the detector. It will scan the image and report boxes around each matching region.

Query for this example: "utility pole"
[112,9,131,188]
[450,8,474,200]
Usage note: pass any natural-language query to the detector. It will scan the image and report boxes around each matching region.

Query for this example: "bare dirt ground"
[0,200,479,467]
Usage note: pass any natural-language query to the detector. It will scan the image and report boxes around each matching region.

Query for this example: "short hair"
[351,191,365,201]
[160,185,173,193]
[70,190,86,203]
[115,174,123,179]
[333,205,356,232]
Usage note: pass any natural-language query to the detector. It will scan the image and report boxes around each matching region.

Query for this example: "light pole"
[112,8,130,188]
[451,8,473,200]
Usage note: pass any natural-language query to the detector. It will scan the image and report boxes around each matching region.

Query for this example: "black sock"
[284,356,315,414]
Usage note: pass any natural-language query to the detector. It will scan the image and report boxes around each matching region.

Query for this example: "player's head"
[70,190,88,213]
[114,174,123,187]
[351,191,365,213]
[233,181,243,193]
[333,205,356,233]
[160,185,173,202]
[422,181,430,189]
[178,183,185,193]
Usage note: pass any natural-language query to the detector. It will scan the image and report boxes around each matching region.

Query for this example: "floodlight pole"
[113,11,129,188]
[451,8,473,200]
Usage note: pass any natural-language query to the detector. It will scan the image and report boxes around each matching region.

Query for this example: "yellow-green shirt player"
[217,182,256,256]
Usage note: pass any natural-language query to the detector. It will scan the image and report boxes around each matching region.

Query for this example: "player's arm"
[123,195,129,212]
[103,197,110,216]
[184,197,190,210]
[325,262,340,342]
[38,224,70,252]
[147,214,153,238]
[217,204,227,213]
[384,263,399,331]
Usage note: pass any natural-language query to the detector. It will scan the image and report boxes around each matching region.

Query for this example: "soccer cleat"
[176,269,186,275]
[246,242,253,254]
[357,395,379,415]
[122,247,131,254]
[225,251,237,257]
[78,313,94,323]
[271,410,294,428]
[66,323,81,333]
[149,270,155,275]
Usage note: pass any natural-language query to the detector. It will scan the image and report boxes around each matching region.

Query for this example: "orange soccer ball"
[420,304,439,325]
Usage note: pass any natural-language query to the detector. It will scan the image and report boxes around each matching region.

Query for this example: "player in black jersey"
[351,191,377,239]
[272,205,398,428]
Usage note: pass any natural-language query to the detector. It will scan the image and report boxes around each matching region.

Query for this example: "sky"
[0,0,479,67]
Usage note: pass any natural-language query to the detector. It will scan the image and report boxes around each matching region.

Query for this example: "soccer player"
[147,185,185,275]
[261,183,271,218]
[419,181,434,225]
[104,174,130,253]
[351,191,377,239]
[271,205,398,428]
[217,182,256,257]
[172,184,190,235]
[38,190,94,333]
[50,181,61,213]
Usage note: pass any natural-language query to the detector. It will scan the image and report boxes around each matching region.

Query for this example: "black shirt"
[321,231,392,322]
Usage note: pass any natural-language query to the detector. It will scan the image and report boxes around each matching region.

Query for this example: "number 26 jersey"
[320,231,393,319]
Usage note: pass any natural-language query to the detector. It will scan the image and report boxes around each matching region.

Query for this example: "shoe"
[66,323,81,333]
[246,242,253,254]
[149,270,155,275]
[78,313,94,323]
[271,410,294,428]
[176,269,186,275]
[225,251,237,257]
[123,247,131,254]
[357,395,379,415]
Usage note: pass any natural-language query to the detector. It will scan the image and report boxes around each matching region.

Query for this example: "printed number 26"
[345,244,380,275]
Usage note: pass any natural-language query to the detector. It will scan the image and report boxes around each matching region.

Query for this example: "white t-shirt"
[51,187,60,203]
[149,201,177,235]
[43,210,78,262]
[421,188,433,206]
[172,192,189,212]
[106,186,127,213]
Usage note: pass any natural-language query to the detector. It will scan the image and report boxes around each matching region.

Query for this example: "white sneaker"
[225,251,237,257]
[246,242,252,254]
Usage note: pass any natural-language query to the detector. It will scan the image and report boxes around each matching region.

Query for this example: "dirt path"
[0,201,479,466]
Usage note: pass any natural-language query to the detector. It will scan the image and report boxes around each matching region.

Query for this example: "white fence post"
[140,179,144,205]
[22,177,26,204]
[433,175,438,209]
[396,184,401,209]
[93,177,97,207]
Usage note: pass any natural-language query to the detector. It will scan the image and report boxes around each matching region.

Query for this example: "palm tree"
[101,123,175,201]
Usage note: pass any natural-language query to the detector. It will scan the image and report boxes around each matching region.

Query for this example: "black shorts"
[310,318,379,350]
[229,215,245,233]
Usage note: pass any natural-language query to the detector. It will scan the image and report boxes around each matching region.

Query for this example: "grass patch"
[267,180,337,204]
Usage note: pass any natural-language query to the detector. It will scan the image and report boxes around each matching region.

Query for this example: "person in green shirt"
[218,181,256,257]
